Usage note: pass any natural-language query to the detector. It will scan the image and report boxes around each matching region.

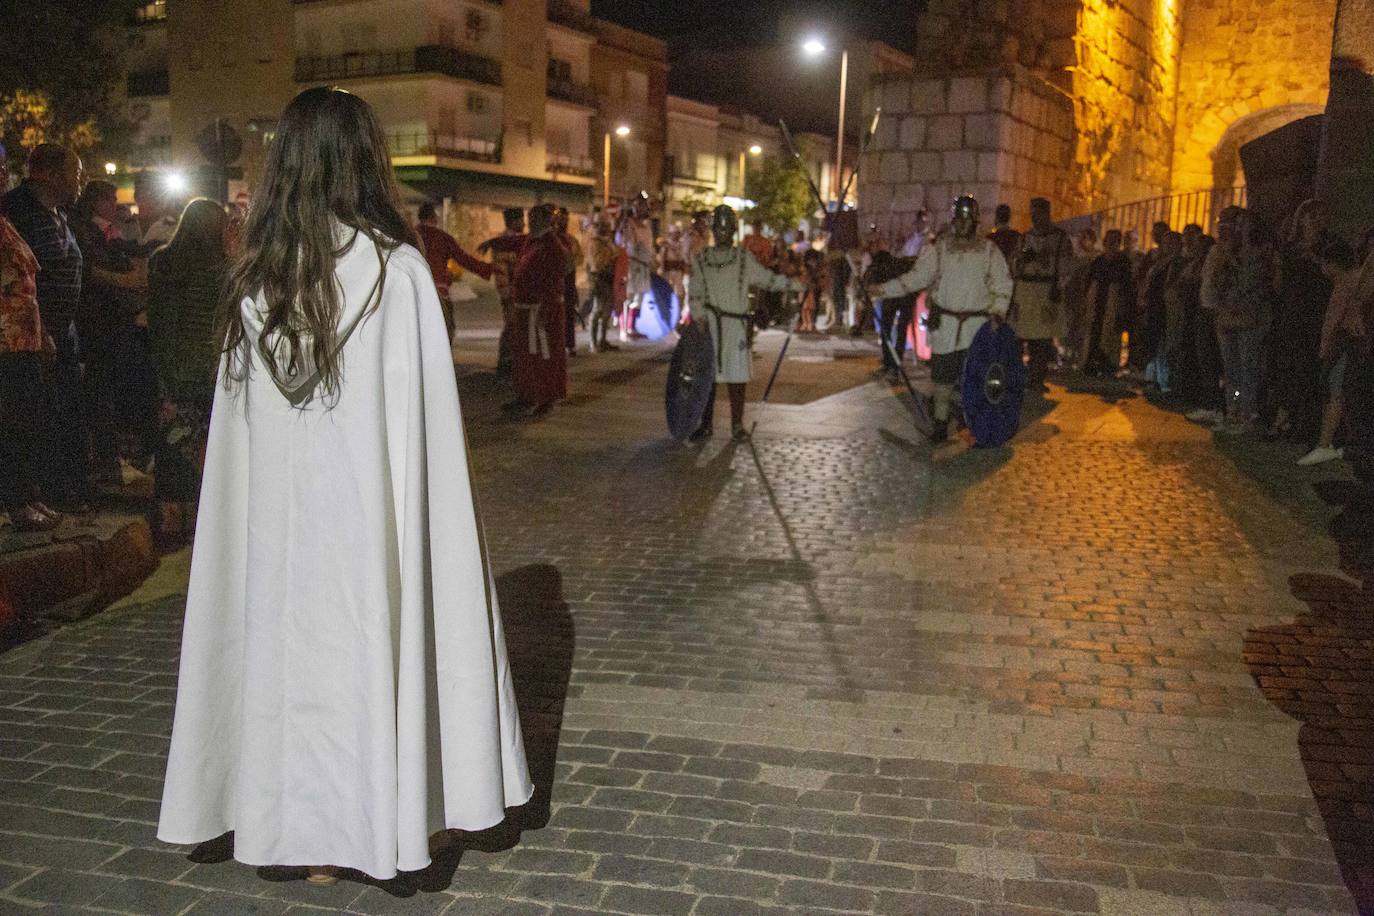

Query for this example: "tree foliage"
[743,156,816,235]
[0,0,138,165]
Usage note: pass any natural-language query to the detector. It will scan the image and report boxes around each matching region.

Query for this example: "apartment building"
[122,0,598,246]
[589,17,667,211]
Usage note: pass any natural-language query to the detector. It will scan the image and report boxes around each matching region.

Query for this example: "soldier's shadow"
[1242,495,1374,910]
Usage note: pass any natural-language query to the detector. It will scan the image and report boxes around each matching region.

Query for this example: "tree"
[743,156,816,235]
[0,0,138,167]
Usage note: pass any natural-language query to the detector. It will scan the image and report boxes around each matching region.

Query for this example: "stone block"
[859,181,894,212]
[910,80,948,115]
[892,183,927,212]
[964,113,1001,149]
[949,76,989,113]
[882,80,911,115]
[989,77,1014,112]
[875,117,900,151]
[943,150,980,182]
[879,152,909,183]
[927,115,964,150]
[909,151,942,181]
[899,116,927,149]
[977,152,1004,182]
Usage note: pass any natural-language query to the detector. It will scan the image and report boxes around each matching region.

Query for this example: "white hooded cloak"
[157,231,532,879]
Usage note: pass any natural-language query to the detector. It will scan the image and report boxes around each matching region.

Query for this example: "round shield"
[961,322,1025,448]
[666,322,716,441]
[636,273,681,341]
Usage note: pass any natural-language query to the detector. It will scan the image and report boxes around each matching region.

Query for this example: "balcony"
[547,153,595,177]
[388,130,500,164]
[547,0,594,34]
[295,46,501,88]
[546,78,597,109]
[127,70,170,98]
[130,0,166,24]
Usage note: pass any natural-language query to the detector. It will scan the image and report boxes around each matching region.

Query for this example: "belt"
[704,304,753,365]
[514,301,550,358]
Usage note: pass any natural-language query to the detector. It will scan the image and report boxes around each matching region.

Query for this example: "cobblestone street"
[1,322,1371,915]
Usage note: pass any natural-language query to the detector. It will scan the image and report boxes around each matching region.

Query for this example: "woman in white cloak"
[157,87,532,883]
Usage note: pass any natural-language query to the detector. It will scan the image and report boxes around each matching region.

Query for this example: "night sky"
[590,1,924,54]
[590,0,925,135]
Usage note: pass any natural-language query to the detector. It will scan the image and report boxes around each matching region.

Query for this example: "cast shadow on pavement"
[196,563,576,898]
[1242,489,1374,911]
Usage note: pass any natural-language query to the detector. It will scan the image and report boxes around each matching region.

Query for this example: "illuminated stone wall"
[1170,0,1336,194]
[862,0,1339,220]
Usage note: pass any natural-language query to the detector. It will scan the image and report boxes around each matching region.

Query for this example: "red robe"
[510,232,568,406]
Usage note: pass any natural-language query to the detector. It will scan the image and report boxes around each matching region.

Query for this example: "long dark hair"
[155,197,227,272]
[219,86,410,395]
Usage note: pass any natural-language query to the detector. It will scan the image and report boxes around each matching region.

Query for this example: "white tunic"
[158,232,532,879]
[688,246,800,384]
[876,237,1014,354]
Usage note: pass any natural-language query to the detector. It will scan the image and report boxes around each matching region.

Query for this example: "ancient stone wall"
[860,66,1075,241]
[1171,0,1336,194]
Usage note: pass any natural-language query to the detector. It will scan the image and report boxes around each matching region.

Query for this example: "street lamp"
[801,34,849,206]
[603,124,631,209]
[739,144,762,197]
[103,161,117,176]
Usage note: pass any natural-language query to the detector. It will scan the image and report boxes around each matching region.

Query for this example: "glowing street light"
[799,33,848,205]
[603,125,632,208]
[748,144,762,156]
[164,170,188,194]
[103,161,117,176]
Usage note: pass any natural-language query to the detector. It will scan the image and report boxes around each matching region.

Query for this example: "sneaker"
[1186,408,1223,424]
[1297,446,1343,467]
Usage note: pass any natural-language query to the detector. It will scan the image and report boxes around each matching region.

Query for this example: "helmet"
[951,195,980,224]
[711,204,738,244]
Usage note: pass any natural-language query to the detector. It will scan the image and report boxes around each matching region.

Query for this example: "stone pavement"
[0,312,1370,915]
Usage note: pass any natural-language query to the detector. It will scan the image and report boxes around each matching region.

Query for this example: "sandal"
[306,865,338,886]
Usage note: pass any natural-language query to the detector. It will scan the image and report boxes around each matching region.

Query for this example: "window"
[438,105,457,134]
[547,58,572,83]
[340,22,377,52]
[624,71,648,104]
[547,126,571,155]
[464,10,487,43]
[466,92,488,114]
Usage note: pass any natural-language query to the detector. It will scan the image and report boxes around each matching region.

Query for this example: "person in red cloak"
[508,203,567,416]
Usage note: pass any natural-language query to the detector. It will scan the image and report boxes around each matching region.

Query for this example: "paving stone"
[7,869,124,907]
[180,893,293,915]
[90,876,205,914]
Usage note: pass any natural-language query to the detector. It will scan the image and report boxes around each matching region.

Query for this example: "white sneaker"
[1296,446,1343,467]
[1186,408,1223,424]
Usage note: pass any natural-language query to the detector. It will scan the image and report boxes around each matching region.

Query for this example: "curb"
[0,517,158,634]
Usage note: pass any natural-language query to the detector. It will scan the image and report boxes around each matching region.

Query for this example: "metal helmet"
[950,195,980,239]
[711,204,738,246]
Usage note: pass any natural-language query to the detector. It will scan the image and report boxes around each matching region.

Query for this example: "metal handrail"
[295,45,502,88]
[547,153,596,176]
[388,130,500,163]
[1088,186,1247,240]
[547,78,598,108]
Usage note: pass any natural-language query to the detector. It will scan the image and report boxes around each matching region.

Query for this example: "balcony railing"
[295,46,501,88]
[547,78,597,109]
[388,130,500,164]
[1089,186,1248,241]
[547,153,595,177]
[127,70,170,97]
[131,0,166,23]
[547,0,594,34]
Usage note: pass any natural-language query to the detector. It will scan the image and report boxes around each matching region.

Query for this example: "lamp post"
[603,123,631,210]
[802,36,848,207]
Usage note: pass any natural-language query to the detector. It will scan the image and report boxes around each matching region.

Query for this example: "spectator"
[1080,228,1133,374]
[1,143,89,509]
[1189,208,1246,426]
[73,179,153,476]
[1161,224,1211,400]
[1341,231,1374,484]
[145,198,228,541]
[478,207,525,375]
[1212,210,1277,434]
[414,201,491,341]
[1267,199,1332,441]
[987,204,1021,262]
[1298,240,1364,465]
[553,207,581,357]
[899,210,929,258]
[1061,227,1099,366]
[1139,230,1182,389]
[0,201,62,530]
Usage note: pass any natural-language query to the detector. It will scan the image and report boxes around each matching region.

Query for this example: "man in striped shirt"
[1,143,89,508]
